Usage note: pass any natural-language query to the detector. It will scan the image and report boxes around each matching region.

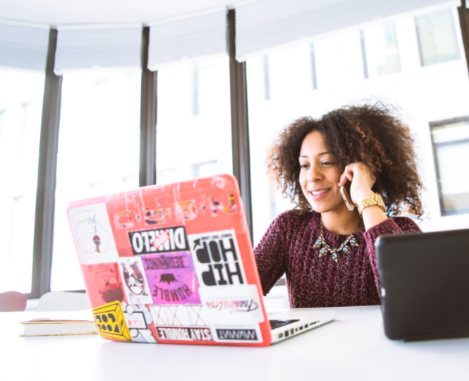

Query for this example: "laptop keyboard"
[269,319,300,330]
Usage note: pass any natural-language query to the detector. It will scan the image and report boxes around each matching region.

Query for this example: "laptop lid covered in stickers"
[67,174,272,346]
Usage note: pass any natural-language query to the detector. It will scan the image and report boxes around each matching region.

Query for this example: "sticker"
[122,303,157,343]
[150,305,208,327]
[189,230,245,287]
[142,252,201,305]
[144,204,165,226]
[84,263,125,307]
[92,301,132,342]
[199,284,264,324]
[174,200,198,222]
[150,305,213,342]
[208,194,238,217]
[68,203,119,264]
[114,210,136,229]
[117,257,152,305]
[156,326,212,341]
[128,226,189,255]
[212,323,262,343]
[151,230,170,250]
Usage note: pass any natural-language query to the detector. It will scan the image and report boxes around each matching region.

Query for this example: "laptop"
[376,228,469,341]
[67,174,336,346]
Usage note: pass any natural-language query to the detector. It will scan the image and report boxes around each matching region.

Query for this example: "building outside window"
[362,22,401,78]
[430,117,469,216]
[51,70,142,291]
[416,8,460,66]
[156,56,232,185]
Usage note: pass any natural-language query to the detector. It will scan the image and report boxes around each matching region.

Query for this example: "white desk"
[2,306,468,381]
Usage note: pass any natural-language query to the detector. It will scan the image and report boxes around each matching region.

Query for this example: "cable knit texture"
[254,211,421,308]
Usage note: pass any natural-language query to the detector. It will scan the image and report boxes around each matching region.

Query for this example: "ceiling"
[0,0,257,26]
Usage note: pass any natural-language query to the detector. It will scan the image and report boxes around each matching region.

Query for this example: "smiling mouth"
[310,189,331,195]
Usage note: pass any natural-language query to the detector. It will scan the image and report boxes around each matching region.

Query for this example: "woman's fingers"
[344,165,354,181]
[338,173,348,186]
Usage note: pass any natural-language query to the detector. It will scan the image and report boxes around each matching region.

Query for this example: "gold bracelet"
[358,193,385,216]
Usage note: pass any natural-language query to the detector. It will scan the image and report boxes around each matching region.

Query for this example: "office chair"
[0,291,27,312]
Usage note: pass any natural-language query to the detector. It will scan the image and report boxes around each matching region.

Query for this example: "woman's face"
[299,131,346,214]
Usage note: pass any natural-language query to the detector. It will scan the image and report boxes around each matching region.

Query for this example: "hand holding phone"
[339,162,376,206]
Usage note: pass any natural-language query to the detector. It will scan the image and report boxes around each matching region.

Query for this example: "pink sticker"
[141,252,201,305]
[151,230,170,250]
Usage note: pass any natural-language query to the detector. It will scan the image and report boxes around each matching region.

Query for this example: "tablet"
[376,228,469,341]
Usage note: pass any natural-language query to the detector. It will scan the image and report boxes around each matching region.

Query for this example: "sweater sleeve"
[363,217,422,295]
[253,212,288,296]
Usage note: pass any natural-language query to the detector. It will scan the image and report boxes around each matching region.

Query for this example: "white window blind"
[54,24,142,75]
[0,20,50,72]
[235,0,459,61]
[148,8,227,71]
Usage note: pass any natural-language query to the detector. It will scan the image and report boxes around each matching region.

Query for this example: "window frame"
[430,116,469,217]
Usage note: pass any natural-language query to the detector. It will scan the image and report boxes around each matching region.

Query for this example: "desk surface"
[2,306,468,381]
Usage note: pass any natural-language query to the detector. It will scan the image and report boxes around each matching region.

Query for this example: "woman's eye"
[300,164,308,169]
[321,162,333,166]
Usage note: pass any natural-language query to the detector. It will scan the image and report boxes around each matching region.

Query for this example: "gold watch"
[358,193,386,215]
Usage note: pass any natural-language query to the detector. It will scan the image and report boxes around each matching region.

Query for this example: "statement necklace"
[313,219,361,263]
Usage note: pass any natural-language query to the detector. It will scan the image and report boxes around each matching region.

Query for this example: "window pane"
[156,56,232,185]
[431,120,469,216]
[247,6,469,243]
[0,70,44,293]
[416,9,460,66]
[363,22,401,77]
[51,70,141,291]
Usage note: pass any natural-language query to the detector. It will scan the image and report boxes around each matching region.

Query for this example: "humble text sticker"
[141,252,201,305]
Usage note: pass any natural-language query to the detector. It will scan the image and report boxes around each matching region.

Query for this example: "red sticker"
[151,230,170,250]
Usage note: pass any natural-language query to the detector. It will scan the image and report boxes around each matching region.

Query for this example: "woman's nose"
[307,163,322,182]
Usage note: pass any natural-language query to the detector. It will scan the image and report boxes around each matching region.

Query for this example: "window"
[431,118,469,216]
[416,9,460,66]
[0,70,45,293]
[362,22,401,78]
[247,6,469,244]
[51,70,141,291]
[156,56,232,185]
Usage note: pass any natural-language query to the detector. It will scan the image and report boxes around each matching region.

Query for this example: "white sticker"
[150,305,209,327]
[68,203,119,264]
[188,230,246,288]
[117,257,153,305]
[211,323,263,343]
[199,284,265,324]
[122,303,156,343]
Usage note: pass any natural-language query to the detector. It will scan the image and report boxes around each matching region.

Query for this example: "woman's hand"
[338,162,376,205]
[339,162,387,230]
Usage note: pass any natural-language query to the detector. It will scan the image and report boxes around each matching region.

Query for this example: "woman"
[254,104,423,308]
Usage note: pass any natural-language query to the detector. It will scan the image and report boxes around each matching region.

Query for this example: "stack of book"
[20,318,97,337]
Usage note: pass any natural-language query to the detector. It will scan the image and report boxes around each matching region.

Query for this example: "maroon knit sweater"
[254,210,421,308]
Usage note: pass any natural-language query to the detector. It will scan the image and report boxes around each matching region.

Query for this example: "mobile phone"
[340,185,356,211]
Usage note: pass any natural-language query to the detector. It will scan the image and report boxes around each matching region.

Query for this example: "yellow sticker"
[92,301,133,342]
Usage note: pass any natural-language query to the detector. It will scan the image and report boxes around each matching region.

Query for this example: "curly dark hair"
[267,103,424,216]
